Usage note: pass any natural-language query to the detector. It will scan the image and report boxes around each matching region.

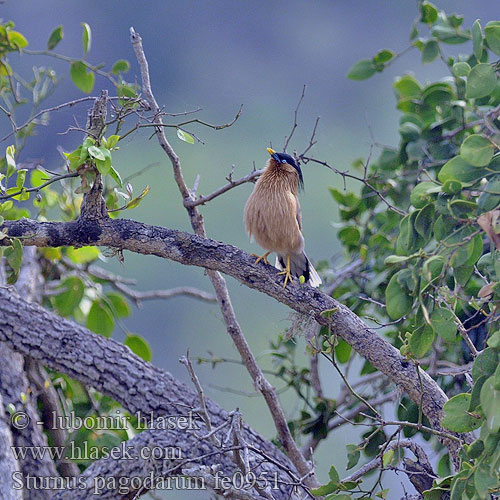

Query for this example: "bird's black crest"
[275,152,304,190]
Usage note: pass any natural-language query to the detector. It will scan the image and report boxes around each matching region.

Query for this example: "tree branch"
[1,216,470,460]
[0,288,301,500]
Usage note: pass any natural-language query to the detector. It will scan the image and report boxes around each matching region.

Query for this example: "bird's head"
[266,148,304,189]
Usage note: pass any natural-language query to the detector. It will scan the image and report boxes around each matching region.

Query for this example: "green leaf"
[373,49,394,64]
[432,25,469,44]
[472,348,499,381]
[474,460,498,499]
[109,166,122,187]
[70,61,95,94]
[30,168,48,188]
[92,147,112,175]
[125,185,150,210]
[452,61,471,77]
[112,59,130,74]
[442,179,462,194]
[311,482,338,496]
[420,0,438,24]
[414,203,434,240]
[485,21,500,56]
[15,169,27,190]
[47,25,63,50]
[8,30,28,49]
[394,74,421,98]
[124,334,152,362]
[480,377,500,433]
[87,145,106,161]
[385,255,412,265]
[438,156,483,184]
[345,444,360,470]
[382,449,394,466]
[335,339,352,363]
[479,176,500,211]
[347,59,376,80]
[409,325,435,358]
[430,307,457,342]
[4,238,23,284]
[386,271,413,320]
[422,40,439,63]
[106,292,131,318]
[54,277,84,317]
[473,20,483,60]
[105,135,120,149]
[176,129,195,144]
[87,300,114,337]
[81,22,91,56]
[469,375,487,412]
[5,144,16,177]
[338,226,361,247]
[460,135,494,167]
[466,63,497,99]
[328,465,340,484]
[487,330,500,349]
[66,246,100,264]
[442,393,482,432]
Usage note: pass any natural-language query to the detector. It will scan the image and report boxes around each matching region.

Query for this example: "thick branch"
[1,216,470,459]
[0,288,299,500]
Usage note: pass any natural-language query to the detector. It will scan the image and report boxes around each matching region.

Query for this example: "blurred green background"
[2,1,499,497]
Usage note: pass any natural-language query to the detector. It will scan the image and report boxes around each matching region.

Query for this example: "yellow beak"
[267,148,276,156]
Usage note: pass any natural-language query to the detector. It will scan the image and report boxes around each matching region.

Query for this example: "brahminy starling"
[244,148,321,288]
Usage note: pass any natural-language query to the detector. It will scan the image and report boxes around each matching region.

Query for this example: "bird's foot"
[277,255,293,288]
[252,252,271,266]
[277,267,293,288]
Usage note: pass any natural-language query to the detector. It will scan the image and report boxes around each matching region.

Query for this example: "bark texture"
[0,288,299,500]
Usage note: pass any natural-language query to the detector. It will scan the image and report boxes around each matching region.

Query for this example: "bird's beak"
[267,147,280,162]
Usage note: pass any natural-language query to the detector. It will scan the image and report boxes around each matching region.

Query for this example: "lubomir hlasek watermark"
[10,409,201,431]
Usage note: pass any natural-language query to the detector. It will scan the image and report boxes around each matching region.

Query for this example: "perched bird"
[244,147,321,288]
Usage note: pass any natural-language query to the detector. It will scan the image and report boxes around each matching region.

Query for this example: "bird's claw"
[252,252,271,266]
[277,268,293,288]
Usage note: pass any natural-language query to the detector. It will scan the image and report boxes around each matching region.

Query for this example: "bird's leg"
[251,251,271,266]
[277,254,293,288]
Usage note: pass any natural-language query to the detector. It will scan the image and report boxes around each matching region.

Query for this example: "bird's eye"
[281,159,287,163]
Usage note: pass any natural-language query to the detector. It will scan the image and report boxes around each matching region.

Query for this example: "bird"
[244,147,321,288]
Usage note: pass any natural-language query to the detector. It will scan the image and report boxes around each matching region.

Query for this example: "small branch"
[284,84,306,152]
[0,96,97,144]
[344,439,435,486]
[180,351,218,445]
[113,283,217,304]
[185,168,263,207]
[0,172,79,201]
[301,155,407,217]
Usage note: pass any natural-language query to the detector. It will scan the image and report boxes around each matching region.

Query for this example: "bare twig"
[284,84,306,152]
[180,351,218,445]
[301,155,407,216]
[0,96,97,144]
[185,168,264,208]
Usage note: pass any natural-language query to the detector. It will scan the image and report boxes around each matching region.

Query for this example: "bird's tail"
[276,252,322,287]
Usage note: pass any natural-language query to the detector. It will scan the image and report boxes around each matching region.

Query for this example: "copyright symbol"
[11,411,30,430]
